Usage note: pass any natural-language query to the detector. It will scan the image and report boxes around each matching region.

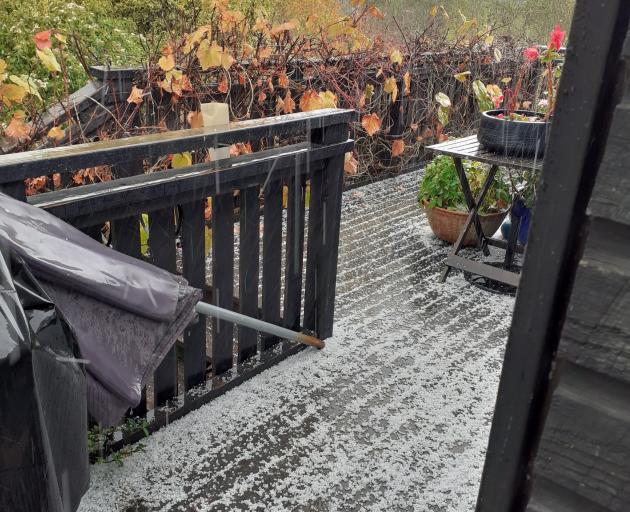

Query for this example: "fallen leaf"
[361,113,381,136]
[391,139,405,157]
[127,85,144,105]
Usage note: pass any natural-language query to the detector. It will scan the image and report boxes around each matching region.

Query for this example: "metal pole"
[194,301,325,350]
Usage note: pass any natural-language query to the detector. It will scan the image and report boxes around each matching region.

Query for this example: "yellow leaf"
[403,72,411,96]
[242,43,254,59]
[36,48,60,73]
[361,113,381,136]
[430,5,438,17]
[197,40,222,70]
[318,90,337,109]
[0,83,27,107]
[500,77,512,84]
[221,49,234,71]
[453,71,471,82]
[47,126,65,141]
[54,32,67,44]
[258,47,272,60]
[277,72,289,89]
[435,91,451,108]
[494,48,502,62]
[0,58,6,80]
[390,49,403,66]
[299,89,324,112]
[172,152,192,168]
[391,139,405,158]
[158,54,175,71]
[10,75,41,101]
[384,77,398,104]
[365,84,375,101]
[127,85,144,105]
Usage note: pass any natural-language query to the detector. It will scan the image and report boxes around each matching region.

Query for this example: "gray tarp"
[0,193,202,426]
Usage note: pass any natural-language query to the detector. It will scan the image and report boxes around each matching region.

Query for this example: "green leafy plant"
[418,155,510,213]
[88,417,150,467]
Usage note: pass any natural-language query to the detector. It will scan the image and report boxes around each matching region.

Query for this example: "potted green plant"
[475,25,566,158]
[419,155,511,245]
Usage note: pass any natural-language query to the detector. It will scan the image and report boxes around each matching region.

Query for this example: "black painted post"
[181,201,207,389]
[212,192,235,375]
[304,122,346,339]
[284,158,307,331]
[238,185,260,363]
[0,182,27,201]
[149,207,178,405]
[261,178,283,350]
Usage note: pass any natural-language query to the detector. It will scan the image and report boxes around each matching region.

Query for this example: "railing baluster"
[149,207,178,405]
[284,161,306,331]
[181,200,207,389]
[262,178,283,350]
[304,124,346,339]
[238,185,260,363]
[212,192,235,375]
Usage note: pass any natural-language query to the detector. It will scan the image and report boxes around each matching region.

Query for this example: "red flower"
[548,25,566,51]
[493,95,504,109]
[496,114,505,120]
[523,47,540,62]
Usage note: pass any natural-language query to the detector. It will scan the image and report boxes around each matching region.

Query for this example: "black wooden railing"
[0,109,354,442]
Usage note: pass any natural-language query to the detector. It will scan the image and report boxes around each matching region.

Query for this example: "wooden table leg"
[504,200,522,268]
[440,162,499,282]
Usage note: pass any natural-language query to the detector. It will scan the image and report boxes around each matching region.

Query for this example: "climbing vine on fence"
[0,0,538,192]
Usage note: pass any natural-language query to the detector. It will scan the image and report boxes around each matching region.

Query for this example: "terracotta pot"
[423,204,508,246]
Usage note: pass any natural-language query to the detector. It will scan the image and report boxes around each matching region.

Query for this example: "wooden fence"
[0,108,355,446]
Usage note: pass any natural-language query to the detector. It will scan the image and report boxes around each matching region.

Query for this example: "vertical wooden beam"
[238,185,260,363]
[181,200,207,390]
[212,192,234,375]
[476,3,630,511]
[149,207,178,406]
[304,123,346,339]
[284,161,306,331]
[261,178,283,350]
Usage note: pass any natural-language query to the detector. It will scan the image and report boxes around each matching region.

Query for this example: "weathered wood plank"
[560,219,630,386]
[589,103,630,226]
[533,361,630,511]
[527,477,609,512]
[212,193,235,375]
[476,2,630,510]
[238,186,260,363]
[262,179,283,350]
[29,141,352,228]
[304,123,346,338]
[0,109,355,181]
[181,201,207,389]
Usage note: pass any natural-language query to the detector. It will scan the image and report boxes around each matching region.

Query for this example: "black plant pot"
[477,110,550,159]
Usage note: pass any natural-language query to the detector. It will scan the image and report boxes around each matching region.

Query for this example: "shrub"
[418,155,511,213]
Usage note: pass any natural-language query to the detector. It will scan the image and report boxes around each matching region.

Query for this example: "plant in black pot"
[418,155,511,246]
[475,25,566,159]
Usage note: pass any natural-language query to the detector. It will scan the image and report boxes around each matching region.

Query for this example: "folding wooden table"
[427,135,543,289]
